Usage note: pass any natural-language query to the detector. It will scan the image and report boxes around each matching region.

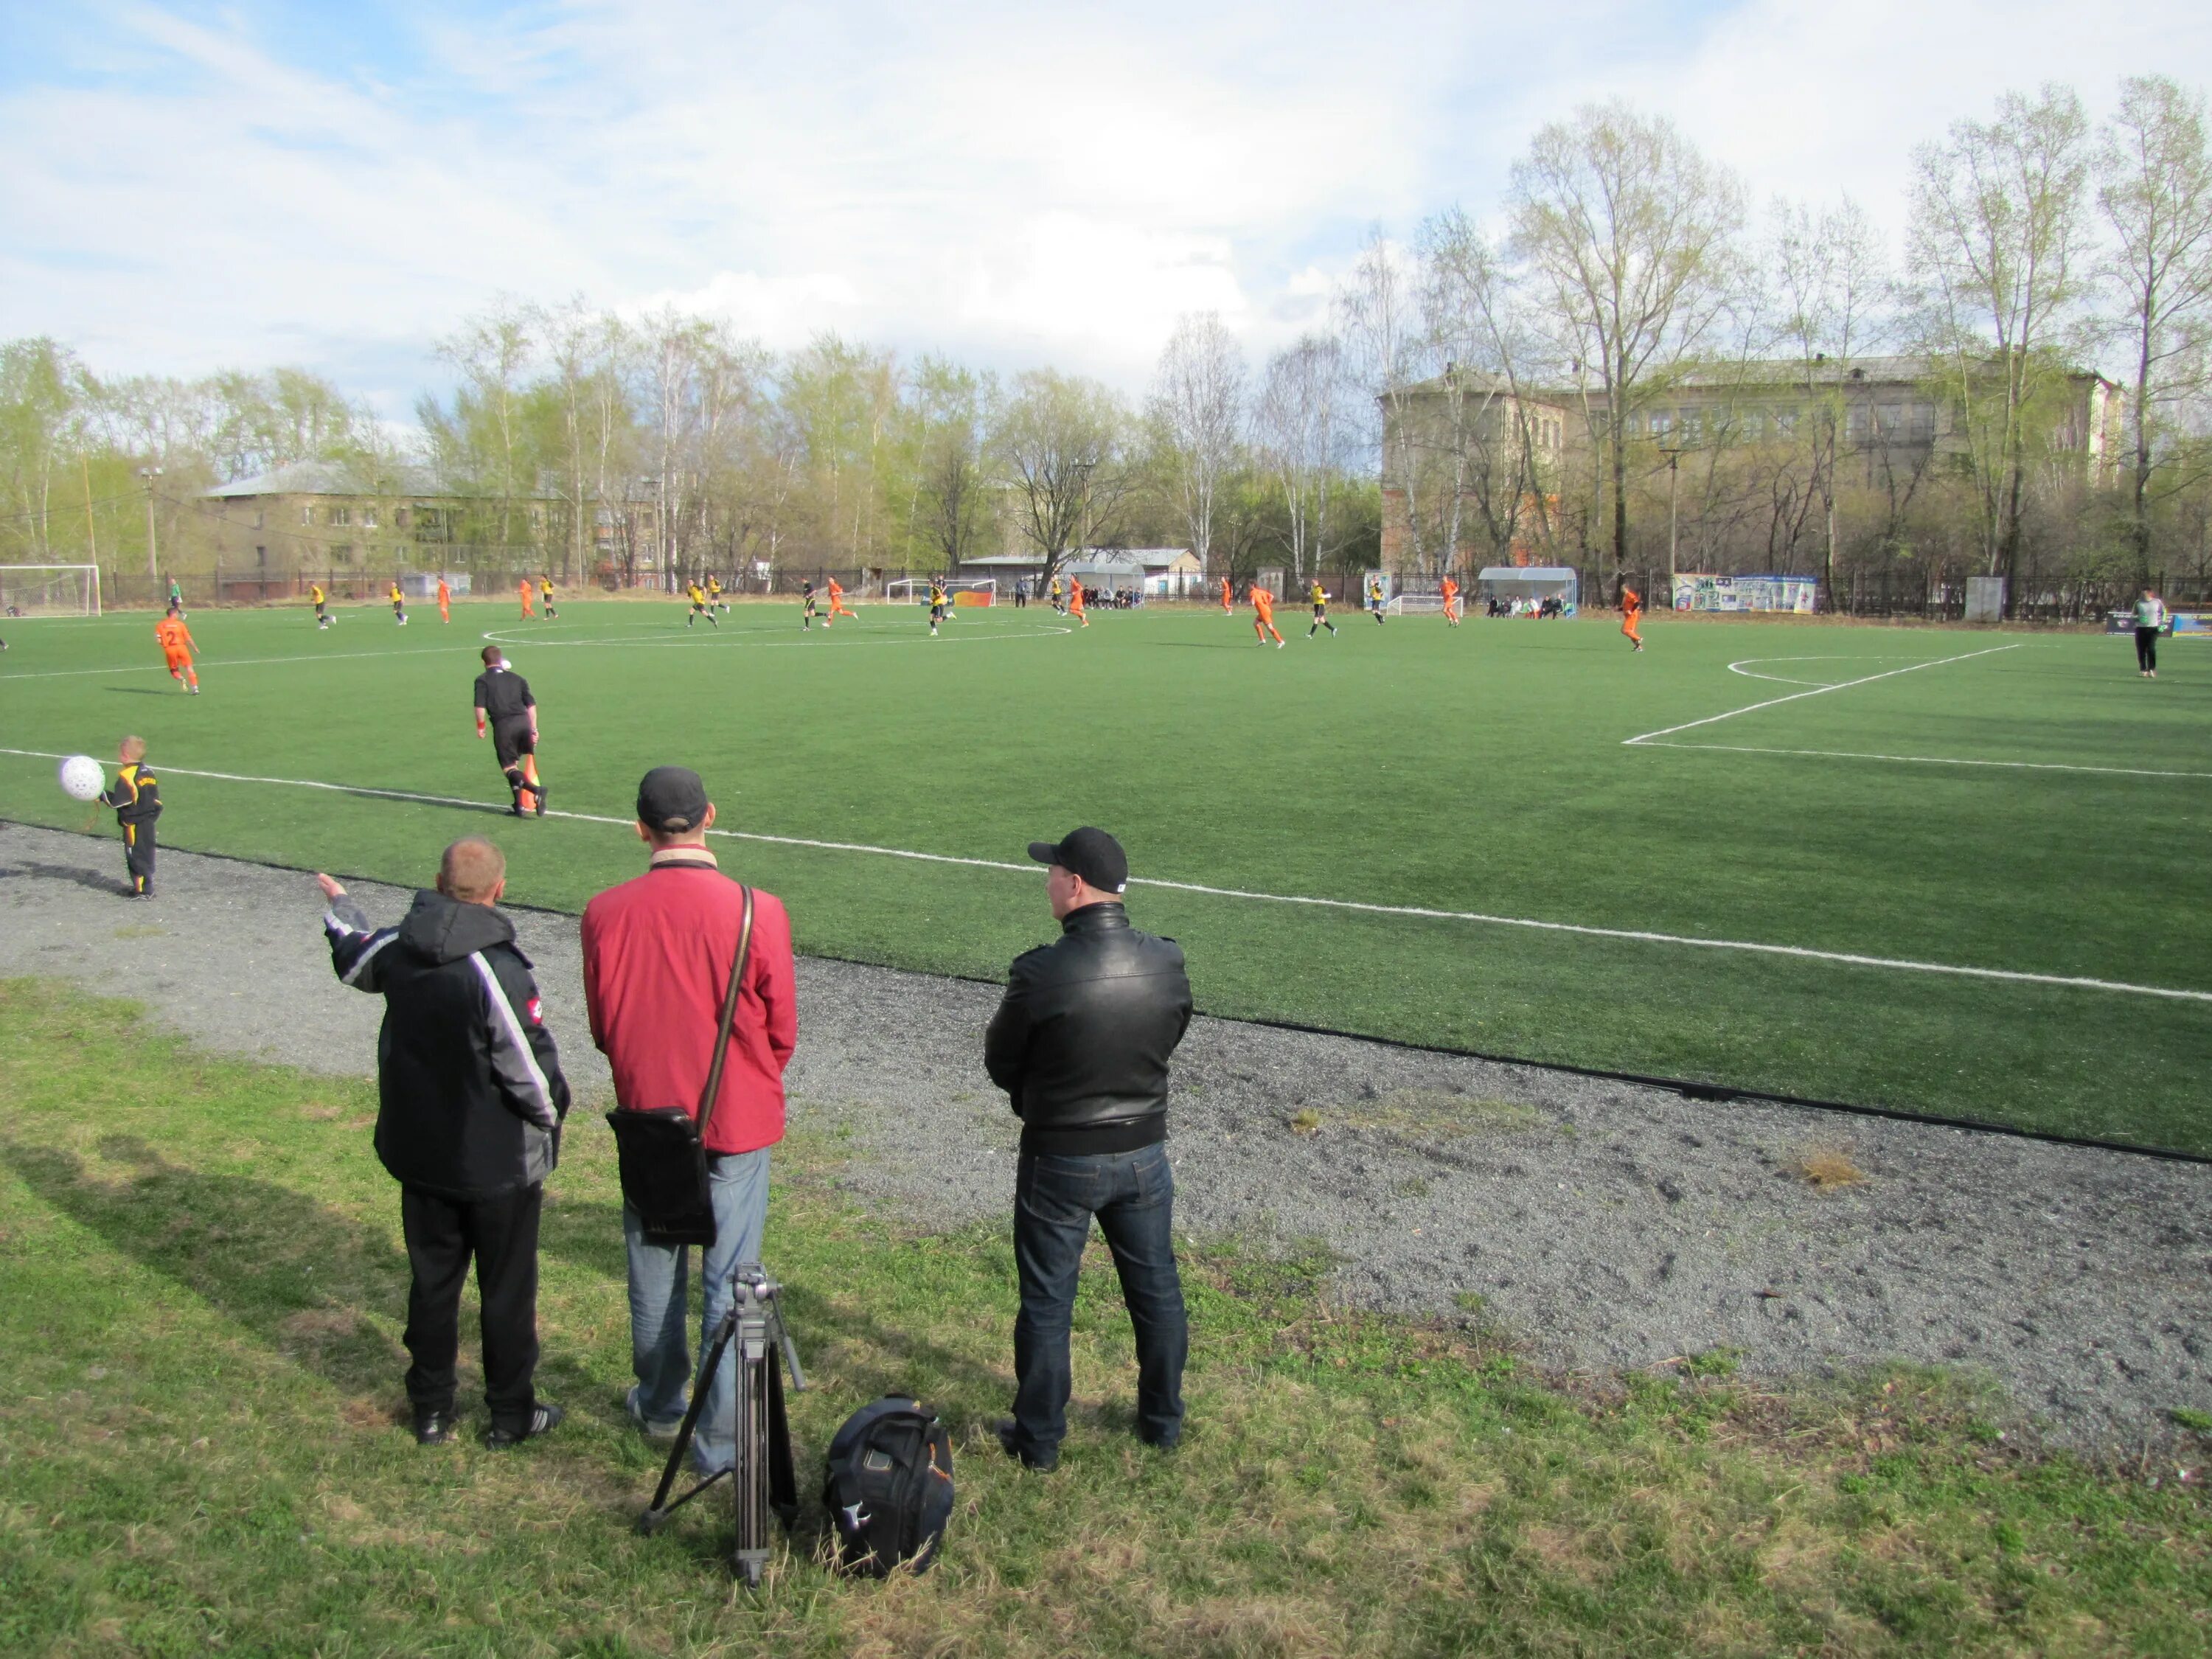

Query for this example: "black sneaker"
[482,1402,563,1448]
[991,1417,1057,1472]
[532,784,547,818]
[414,1409,457,1447]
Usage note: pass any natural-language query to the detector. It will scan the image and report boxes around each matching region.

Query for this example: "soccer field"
[2,596,2205,1153]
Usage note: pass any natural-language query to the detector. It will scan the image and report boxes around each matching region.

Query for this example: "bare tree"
[2098,74,2212,578]
[1772,195,1888,592]
[434,299,534,548]
[1251,333,1344,587]
[911,356,994,574]
[1509,101,1745,595]
[1338,229,1437,575]
[1909,84,2092,611]
[1149,312,1246,578]
[993,369,1129,594]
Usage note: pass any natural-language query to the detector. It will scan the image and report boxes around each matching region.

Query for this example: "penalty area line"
[1623,644,2024,745]
[4,743,2206,1006]
[1634,738,2212,781]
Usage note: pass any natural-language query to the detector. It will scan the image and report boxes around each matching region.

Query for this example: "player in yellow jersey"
[389,582,408,625]
[686,580,719,629]
[1307,580,1337,639]
[706,573,724,613]
[538,573,558,619]
[310,581,331,628]
[928,577,948,636]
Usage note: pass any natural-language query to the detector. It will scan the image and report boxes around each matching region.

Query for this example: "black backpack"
[821,1397,955,1576]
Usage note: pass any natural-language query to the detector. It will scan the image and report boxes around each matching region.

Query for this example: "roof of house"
[202,459,459,500]
[1400,355,2117,406]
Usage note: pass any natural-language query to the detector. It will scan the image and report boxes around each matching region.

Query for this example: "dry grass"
[1795,1146,1868,1189]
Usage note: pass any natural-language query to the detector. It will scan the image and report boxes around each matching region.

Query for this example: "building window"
[301,505,313,524]
[362,507,378,528]
[255,545,267,567]
[1774,408,1798,437]
[332,544,355,564]
[395,507,411,529]
[1846,406,1872,441]
[329,505,351,526]
[1647,410,1672,437]
[1910,402,1936,440]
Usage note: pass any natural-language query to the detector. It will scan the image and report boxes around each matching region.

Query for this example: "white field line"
[0,618,1072,682]
[1622,644,2024,745]
[4,743,2208,1006]
[1635,739,2212,780]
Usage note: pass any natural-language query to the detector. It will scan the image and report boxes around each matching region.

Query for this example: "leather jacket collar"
[1059,900,1130,935]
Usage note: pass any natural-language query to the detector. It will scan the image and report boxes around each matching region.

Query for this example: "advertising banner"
[1671,574,1818,613]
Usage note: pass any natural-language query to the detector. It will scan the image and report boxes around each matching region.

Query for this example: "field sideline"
[1,595,2205,1152]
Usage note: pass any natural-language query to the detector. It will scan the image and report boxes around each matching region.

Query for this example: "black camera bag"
[821,1397,955,1576]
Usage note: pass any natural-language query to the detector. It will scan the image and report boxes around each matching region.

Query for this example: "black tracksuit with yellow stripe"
[101,759,161,896]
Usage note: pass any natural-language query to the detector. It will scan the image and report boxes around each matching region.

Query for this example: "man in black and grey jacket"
[984,827,1193,1471]
[319,838,570,1448]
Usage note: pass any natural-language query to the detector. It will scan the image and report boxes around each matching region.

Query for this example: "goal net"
[1384,593,1447,615]
[883,578,995,607]
[0,564,101,618]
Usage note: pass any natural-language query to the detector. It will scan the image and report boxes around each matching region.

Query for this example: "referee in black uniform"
[473,645,546,817]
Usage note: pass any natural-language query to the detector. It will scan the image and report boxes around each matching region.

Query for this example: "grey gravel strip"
[2,818,2205,1453]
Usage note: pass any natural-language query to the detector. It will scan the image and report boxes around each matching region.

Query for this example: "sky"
[4,0,2210,418]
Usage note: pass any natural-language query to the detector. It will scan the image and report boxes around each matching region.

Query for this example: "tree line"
[3,75,2207,609]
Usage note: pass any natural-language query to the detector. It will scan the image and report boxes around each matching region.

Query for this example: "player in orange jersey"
[826,577,857,626]
[155,611,199,693]
[1251,584,1284,647]
[1220,574,1233,615]
[1068,579,1088,627]
[519,577,536,619]
[1441,576,1461,627]
[437,576,451,624]
[1621,582,1644,652]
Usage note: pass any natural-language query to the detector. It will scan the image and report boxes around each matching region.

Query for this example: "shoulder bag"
[605,884,755,1247]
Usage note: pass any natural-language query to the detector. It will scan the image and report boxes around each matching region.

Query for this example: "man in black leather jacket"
[984,827,1193,1470]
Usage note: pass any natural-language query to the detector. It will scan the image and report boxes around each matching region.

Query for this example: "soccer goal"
[883,578,996,607]
[0,564,101,618]
[1384,592,1447,616]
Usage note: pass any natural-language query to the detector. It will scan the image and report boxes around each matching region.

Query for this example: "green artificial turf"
[1,596,2206,1151]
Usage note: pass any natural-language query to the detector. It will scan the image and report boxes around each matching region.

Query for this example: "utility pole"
[138,465,163,582]
[1663,447,1682,582]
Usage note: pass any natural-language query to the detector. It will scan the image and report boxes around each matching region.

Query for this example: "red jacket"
[582,853,797,1155]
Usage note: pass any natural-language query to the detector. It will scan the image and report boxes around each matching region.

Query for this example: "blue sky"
[4,0,2208,417]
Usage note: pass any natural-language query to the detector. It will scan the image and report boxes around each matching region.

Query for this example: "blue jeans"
[624,1147,771,1473]
[1011,1141,1187,1461]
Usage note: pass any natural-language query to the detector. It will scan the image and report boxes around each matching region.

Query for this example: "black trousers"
[2136,627,2158,672]
[122,819,156,895]
[399,1183,543,1430]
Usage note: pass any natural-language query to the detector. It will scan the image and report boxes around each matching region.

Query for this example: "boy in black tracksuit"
[472,646,545,815]
[320,841,571,1447]
[100,735,161,897]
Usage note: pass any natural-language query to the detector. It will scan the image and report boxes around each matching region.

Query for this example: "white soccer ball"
[58,754,105,801]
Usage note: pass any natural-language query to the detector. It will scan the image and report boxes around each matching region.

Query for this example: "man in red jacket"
[582,765,797,1473]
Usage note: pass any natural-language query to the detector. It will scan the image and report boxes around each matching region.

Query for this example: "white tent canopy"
[1476,566,1579,605]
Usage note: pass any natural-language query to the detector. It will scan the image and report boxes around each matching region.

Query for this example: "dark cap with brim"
[636,765,710,835]
[1027,826,1128,895]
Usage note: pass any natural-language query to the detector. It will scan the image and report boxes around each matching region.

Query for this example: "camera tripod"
[636,1263,806,1587]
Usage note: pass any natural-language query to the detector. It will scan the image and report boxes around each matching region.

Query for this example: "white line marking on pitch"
[1725,654,1927,688]
[0,619,1074,682]
[5,742,2206,1006]
[1623,644,2023,745]
[1635,740,2212,780]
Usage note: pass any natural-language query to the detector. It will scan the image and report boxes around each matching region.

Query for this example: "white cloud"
[1,0,2206,411]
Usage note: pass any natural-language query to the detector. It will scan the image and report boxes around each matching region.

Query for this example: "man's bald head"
[438,838,507,905]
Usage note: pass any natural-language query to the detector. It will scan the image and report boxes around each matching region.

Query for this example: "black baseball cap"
[1026,826,1127,894]
[636,765,711,834]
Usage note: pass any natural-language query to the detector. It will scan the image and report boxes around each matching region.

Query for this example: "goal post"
[883,578,995,607]
[1384,593,1446,616]
[0,564,101,618]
